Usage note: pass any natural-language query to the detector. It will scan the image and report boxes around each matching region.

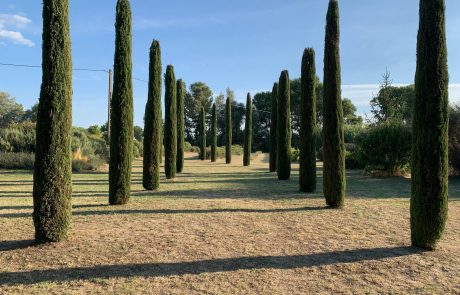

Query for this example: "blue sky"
[1,0,460,127]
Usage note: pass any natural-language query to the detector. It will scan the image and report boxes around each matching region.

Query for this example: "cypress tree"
[176,79,185,173]
[33,0,72,242]
[243,93,253,166]
[269,83,278,172]
[225,97,232,164]
[323,0,345,208]
[109,0,133,205]
[142,40,162,190]
[411,0,449,250]
[300,48,317,193]
[211,103,217,162]
[277,70,291,180]
[199,106,206,160]
[164,65,177,179]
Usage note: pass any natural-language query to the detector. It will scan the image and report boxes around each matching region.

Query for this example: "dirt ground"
[0,153,459,294]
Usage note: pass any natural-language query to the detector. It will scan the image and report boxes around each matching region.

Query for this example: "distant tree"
[33,0,72,242]
[134,126,143,142]
[411,0,448,250]
[22,102,39,123]
[269,83,278,172]
[109,0,134,205]
[342,98,363,125]
[277,70,291,180]
[225,95,232,164]
[252,91,271,152]
[177,79,185,173]
[184,82,213,145]
[199,105,206,160]
[87,125,102,136]
[211,103,217,162]
[164,65,177,179]
[243,93,253,166]
[0,92,24,128]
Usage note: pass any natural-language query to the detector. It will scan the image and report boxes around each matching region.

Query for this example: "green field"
[1,154,459,294]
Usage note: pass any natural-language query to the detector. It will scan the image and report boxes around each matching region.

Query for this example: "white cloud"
[0,14,35,47]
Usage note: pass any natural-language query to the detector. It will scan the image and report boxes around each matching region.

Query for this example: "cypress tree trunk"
[277,70,291,180]
[225,97,232,164]
[300,48,317,193]
[243,93,253,166]
[199,106,206,160]
[411,0,449,250]
[176,79,185,173]
[143,40,162,190]
[269,83,278,172]
[323,0,345,208]
[211,103,217,162]
[109,0,134,205]
[164,65,177,179]
[33,0,72,242]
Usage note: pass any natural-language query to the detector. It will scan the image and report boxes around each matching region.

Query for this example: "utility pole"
[108,69,113,143]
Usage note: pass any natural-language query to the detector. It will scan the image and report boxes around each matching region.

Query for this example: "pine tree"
[300,48,317,192]
[269,83,278,172]
[243,93,253,166]
[164,65,177,179]
[277,70,291,180]
[109,0,134,205]
[411,0,449,250]
[199,106,206,160]
[211,103,217,162]
[323,0,345,207]
[33,0,72,242]
[176,79,185,173]
[225,97,232,164]
[143,39,162,190]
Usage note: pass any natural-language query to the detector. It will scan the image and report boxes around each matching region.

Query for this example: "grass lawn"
[0,153,459,294]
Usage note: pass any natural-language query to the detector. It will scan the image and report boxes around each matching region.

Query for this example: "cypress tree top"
[164,65,177,179]
[277,70,291,180]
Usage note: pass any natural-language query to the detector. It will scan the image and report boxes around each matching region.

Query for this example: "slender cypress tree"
[300,48,317,193]
[199,106,206,160]
[176,79,185,173]
[143,40,162,190]
[164,65,177,179]
[225,97,232,164]
[211,103,217,162]
[109,0,133,205]
[323,0,345,208]
[33,0,72,242]
[277,71,291,180]
[243,93,253,166]
[269,83,278,172]
[411,0,449,250]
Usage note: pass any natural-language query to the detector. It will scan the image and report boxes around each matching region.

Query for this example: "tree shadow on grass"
[0,246,423,286]
[0,240,35,252]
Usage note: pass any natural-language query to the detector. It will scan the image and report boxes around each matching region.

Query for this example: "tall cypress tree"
[143,40,162,190]
[277,71,291,180]
[323,0,345,208]
[211,103,217,162]
[225,97,232,164]
[243,93,253,166]
[411,0,449,250]
[33,0,72,242]
[199,106,206,160]
[300,48,317,193]
[109,0,134,205]
[176,79,185,173]
[269,83,278,172]
[164,65,177,179]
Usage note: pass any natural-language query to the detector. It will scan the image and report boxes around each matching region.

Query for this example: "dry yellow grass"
[0,153,459,294]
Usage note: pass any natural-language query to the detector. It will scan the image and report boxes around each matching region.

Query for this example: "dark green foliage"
[199,106,206,160]
[0,123,36,153]
[177,79,185,172]
[411,0,449,250]
[0,152,35,169]
[322,0,345,208]
[277,71,291,180]
[109,0,134,205]
[225,97,232,163]
[211,103,217,162]
[143,40,162,190]
[300,48,317,192]
[269,83,278,172]
[33,0,72,242]
[243,93,253,166]
[164,65,177,179]
[449,105,460,174]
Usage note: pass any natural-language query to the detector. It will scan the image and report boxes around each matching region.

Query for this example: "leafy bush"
[72,156,106,172]
[133,139,143,158]
[0,152,35,169]
[0,122,36,153]
[291,148,300,162]
[449,105,460,175]
[358,122,411,175]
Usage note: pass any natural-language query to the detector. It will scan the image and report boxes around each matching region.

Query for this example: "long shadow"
[0,246,422,286]
[0,240,35,252]
[0,206,327,218]
[0,204,108,211]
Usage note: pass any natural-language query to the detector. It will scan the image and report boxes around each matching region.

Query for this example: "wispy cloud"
[0,14,35,47]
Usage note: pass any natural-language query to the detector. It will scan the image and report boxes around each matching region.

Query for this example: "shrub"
[0,152,35,169]
[0,123,36,153]
[291,148,300,162]
[72,156,106,172]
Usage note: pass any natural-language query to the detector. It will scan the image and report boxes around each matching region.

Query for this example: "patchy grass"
[0,153,459,294]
